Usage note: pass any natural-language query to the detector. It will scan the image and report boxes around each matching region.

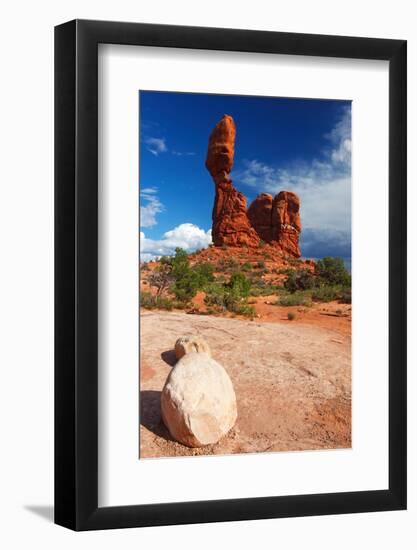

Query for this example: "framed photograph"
[55,19,407,530]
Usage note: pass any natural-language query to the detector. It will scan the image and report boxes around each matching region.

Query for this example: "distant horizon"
[139,91,351,267]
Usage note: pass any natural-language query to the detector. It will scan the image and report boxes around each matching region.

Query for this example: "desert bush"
[140,291,174,311]
[339,288,352,304]
[310,284,350,303]
[204,277,254,317]
[256,260,266,269]
[233,302,256,318]
[227,272,251,297]
[278,292,312,307]
[161,248,216,302]
[193,262,215,284]
[241,262,252,272]
[283,270,298,292]
[167,247,190,279]
[147,263,174,297]
[249,281,280,297]
[284,269,315,292]
[287,312,296,321]
[297,270,316,290]
[315,257,351,286]
[204,283,227,309]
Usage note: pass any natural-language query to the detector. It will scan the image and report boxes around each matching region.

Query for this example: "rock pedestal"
[206,115,302,258]
[206,115,260,248]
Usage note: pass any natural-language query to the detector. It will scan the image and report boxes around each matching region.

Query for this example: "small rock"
[174,335,211,360]
[161,353,237,447]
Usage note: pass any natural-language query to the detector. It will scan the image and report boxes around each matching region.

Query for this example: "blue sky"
[139,91,351,266]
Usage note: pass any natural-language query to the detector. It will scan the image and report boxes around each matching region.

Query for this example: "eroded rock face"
[247,193,274,242]
[161,352,237,447]
[272,191,301,257]
[206,115,302,257]
[174,335,211,361]
[206,115,260,248]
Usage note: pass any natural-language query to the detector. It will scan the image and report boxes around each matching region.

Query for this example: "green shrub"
[204,277,254,317]
[241,262,252,272]
[227,272,251,297]
[284,270,298,292]
[161,248,216,302]
[284,269,315,292]
[287,312,296,321]
[309,285,350,303]
[204,283,227,309]
[278,292,312,307]
[256,260,266,269]
[169,247,190,280]
[233,303,256,318]
[316,257,351,286]
[339,288,352,304]
[171,270,201,302]
[140,292,174,310]
[193,262,215,285]
[249,281,280,296]
[297,270,316,290]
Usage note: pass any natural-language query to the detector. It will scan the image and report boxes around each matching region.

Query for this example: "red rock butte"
[206,114,302,258]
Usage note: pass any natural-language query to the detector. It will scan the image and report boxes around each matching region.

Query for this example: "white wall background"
[0,0,415,548]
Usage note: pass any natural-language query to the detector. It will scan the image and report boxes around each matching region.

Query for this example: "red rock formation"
[247,193,274,242]
[272,191,301,257]
[206,115,301,257]
[206,115,260,248]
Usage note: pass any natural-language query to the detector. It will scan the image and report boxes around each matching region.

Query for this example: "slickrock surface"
[140,311,351,458]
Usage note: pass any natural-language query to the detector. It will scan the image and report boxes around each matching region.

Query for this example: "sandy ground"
[140,310,351,458]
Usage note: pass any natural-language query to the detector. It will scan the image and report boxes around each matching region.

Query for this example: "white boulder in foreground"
[161,352,237,447]
[174,335,211,360]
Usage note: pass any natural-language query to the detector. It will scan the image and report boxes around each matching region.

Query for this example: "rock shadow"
[161,349,177,367]
[140,390,174,442]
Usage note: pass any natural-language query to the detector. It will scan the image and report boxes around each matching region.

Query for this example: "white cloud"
[325,105,352,165]
[234,107,351,236]
[140,223,212,261]
[144,137,167,156]
[140,187,164,228]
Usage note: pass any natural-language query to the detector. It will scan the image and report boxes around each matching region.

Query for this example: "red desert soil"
[140,310,351,458]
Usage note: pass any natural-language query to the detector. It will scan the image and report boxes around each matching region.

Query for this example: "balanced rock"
[206,115,302,257]
[161,353,237,447]
[206,115,260,248]
[174,335,211,360]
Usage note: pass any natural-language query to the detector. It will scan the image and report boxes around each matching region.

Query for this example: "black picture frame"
[55,19,407,531]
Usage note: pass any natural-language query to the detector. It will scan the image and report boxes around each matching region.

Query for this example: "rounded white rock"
[161,352,237,447]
